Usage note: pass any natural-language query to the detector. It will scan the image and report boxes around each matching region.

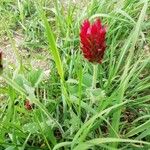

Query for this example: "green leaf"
[53,142,72,150]
[73,138,150,150]
[28,69,44,87]
[37,2,64,80]
[126,120,150,138]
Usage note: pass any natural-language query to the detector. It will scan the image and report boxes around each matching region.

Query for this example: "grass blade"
[37,2,64,80]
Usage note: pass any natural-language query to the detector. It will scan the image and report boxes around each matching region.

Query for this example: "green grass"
[0,0,150,149]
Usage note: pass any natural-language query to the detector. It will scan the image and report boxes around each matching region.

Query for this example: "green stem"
[92,64,98,89]
[78,63,83,122]
[60,79,71,120]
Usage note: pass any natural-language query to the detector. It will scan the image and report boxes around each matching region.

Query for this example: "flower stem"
[92,64,98,89]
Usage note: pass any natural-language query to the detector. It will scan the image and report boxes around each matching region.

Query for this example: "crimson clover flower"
[80,18,106,63]
[25,100,32,110]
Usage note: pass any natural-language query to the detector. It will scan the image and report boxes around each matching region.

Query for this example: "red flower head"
[25,100,32,110]
[80,18,106,63]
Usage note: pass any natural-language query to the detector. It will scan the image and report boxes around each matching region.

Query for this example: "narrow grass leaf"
[37,2,64,80]
[126,120,150,138]
[53,142,72,150]
[73,138,150,150]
